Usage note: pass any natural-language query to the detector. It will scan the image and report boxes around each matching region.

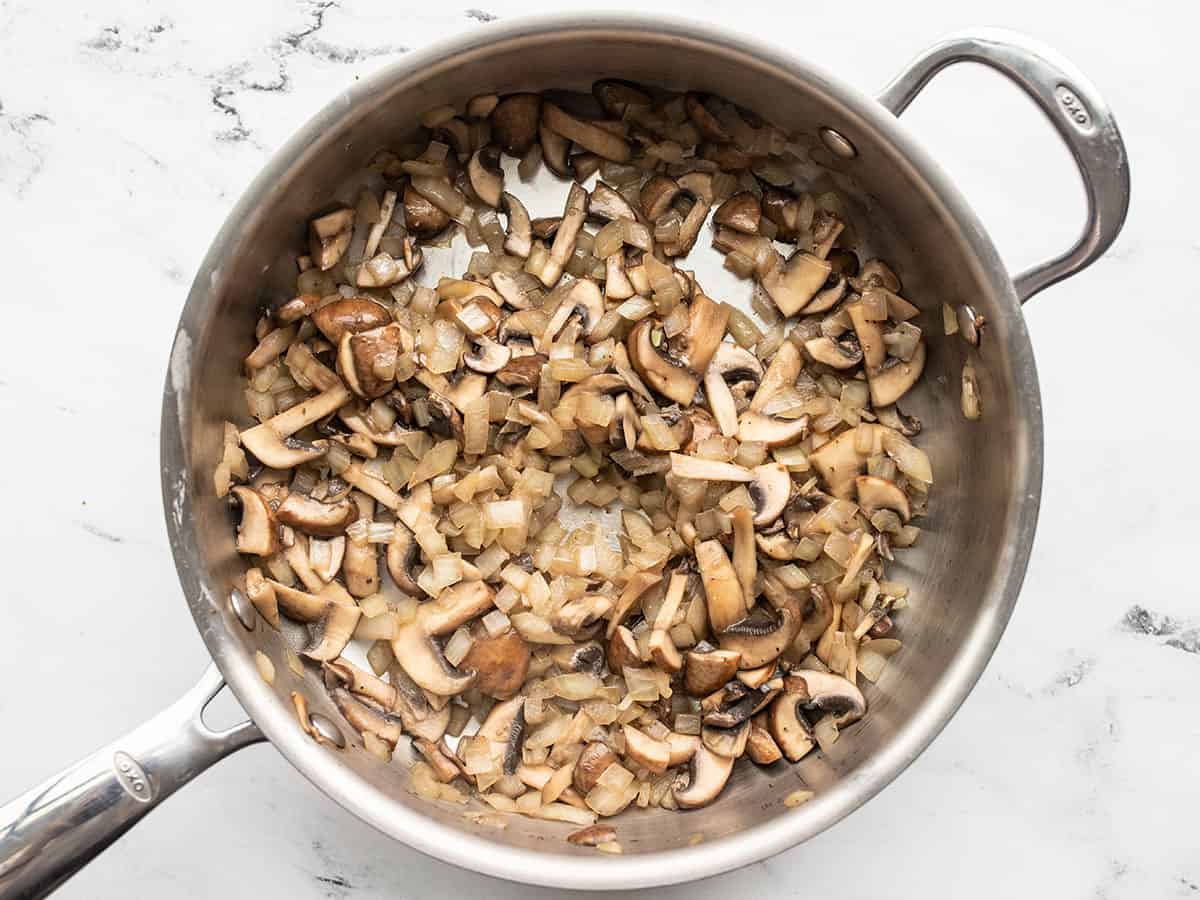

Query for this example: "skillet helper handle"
[0,665,262,899]
[877,28,1130,303]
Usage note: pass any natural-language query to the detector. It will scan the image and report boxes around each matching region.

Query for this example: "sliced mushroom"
[736,411,808,447]
[240,384,350,468]
[311,297,392,345]
[539,121,571,176]
[684,647,741,696]
[762,251,832,316]
[531,217,561,240]
[544,278,605,342]
[337,323,402,399]
[806,424,895,498]
[749,463,790,526]
[786,669,867,725]
[419,580,496,636]
[875,404,922,437]
[303,585,361,661]
[386,522,422,595]
[746,714,783,765]
[709,341,764,395]
[538,182,588,286]
[867,340,926,407]
[623,724,670,774]
[463,336,511,374]
[500,192,533,260]
[588,183,638,222]
[231,486,278,556]
[308,207,354,271]
[607,624,643,671]
[627,319,698,406]
[403,183,451,237]
[718,596,802,668]
[640,174,681,220]
[542,103,631,162]
[677,292,730,380]
[669,453,753,483]
[574,741,618,794]
[461,620,531,700]
[467,148,503,207]
[341,494,378,597]
[389,666,452,742]
[749,340,800,413]
[701,719,750,758]
[855,475,911,522]
[332,688,403,745]
[800,273,847,314]
[495,353,546,389]
[491,93,541,155]
[673,744,735,809]
[244,567,280,628]
[731,506,756,604]
[805,335,863,370]
[713,192,761,234]
[592,78,653,117]
[475,695,527,775]
[391,619,475,696]
[695,539,745,634]
[846,302,885,371]
[356,243,421,289]
[666,732,701,766]
[767,688,816,762]
[276,492,356,537]
[661,194,710,257]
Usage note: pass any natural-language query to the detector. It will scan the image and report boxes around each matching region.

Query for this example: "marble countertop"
[1,1,1194,898]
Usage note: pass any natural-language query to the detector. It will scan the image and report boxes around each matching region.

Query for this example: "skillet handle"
[0,665,262,899]
[877,28,1130,303]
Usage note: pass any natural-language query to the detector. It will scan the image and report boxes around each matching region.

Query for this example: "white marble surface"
[0,1,1195,898]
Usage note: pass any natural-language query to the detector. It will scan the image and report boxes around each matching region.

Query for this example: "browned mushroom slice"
[332,688,404,745]
[391,620,475,696]
[463,336,511,374]
[640,174,681,220]
[574,741,618,794]
[762,251,832,316]
[544,278,605,342]
[678,292,730,378]
[662,194,711,257]
[699,142,752,171]
[308,207,354,271]
[244,567,280,628]
[461,620,531,700]
[419,580,496,636]
[303,594,362,662]
[786,670,867,725]
[749,340,801,413]
[495,353,546,389]
[539,121,571,176]
[240,384,350,468]
[588,182,638,222]
[537,182,588,286]
[386,522,422,595]
[542,103,631,162]
[800,274,848,314]
[404,183,451,237]
[718,596,802,668]
[767,688,816,762]
[473,695,527,775]
[855,475,911,522]
[592,78,653,117]
[467,148,503,208]
[491,93,542,155]
[684,647,742,696]
[746,714,783,765]
[684,93,731,142]
[673,745,735,809]
[356,243,421,289]
[666,732,701,766]
[736,411,808,447]
[342,493,378,597]
[499,192,533,260]
[623,725,671,774]
[868,340,926,407]
[276,492,356,537]
[805,334,863,370]
[310,297,392,345]
[627,319,698,406]
[713,192,761,234]
[695,539,745,634]
[607,624,643,671]
[701,719,750,758]
[337,323,402,399]
[231,486,278,556]
[531,217,561,240]
[846,301,885,371]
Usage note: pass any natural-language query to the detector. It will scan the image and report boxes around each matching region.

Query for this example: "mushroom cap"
[462,624,531,700]
[403,183,452,237]
[574,741,619,794]
[804,334,863,370]
[639,174,681,220]
[467,148,503,208]
[627,319,700,406]
[592,78,653,117]
[311,297,393,345]
[588,182,638,222]
[713,191,761,235]
[386,523,422,595]
[623,724,670,774]
[490,93,542,155]
[391,621,475,696]
[786,669,867,724]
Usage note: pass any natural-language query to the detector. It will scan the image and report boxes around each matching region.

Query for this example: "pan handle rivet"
[229,589,256,631]
[309,713,347,749]
[819,127,857,159]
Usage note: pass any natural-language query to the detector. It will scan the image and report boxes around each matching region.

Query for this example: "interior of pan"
[162,15,1042,888]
